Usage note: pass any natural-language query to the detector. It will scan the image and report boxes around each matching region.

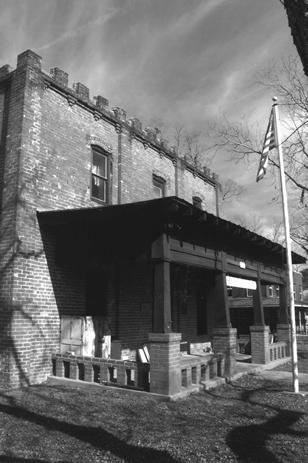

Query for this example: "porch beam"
[151,233,172,333]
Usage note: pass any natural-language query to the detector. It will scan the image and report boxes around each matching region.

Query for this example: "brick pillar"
[212,327,237,377]
[277,324,291,355]
[149,332,181,396]
[250,325,270,364]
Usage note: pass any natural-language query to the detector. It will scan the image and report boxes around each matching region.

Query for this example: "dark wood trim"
[151,234,172,333]
[252,266,265,325]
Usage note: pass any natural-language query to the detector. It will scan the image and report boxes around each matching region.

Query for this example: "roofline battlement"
[43,67,219,187]
[0,49,219,188]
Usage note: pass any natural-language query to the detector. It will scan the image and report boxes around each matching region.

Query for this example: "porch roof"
[37,196,306,266]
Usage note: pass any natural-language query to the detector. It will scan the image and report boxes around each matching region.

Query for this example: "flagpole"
[272,96,299,393]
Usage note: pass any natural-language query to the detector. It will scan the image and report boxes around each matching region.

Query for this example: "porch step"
[201,377,226,390]
[235,353,252,363]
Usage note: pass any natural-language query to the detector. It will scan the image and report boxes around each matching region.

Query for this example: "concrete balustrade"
[52,354,149,390]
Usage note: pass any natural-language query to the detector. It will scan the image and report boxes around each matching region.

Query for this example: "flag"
[256,108,276,182]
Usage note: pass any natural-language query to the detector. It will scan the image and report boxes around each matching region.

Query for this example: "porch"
[38,197,305,397]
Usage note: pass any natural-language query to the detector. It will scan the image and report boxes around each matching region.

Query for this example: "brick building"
[0,50,305,394]
[229,271,308,354]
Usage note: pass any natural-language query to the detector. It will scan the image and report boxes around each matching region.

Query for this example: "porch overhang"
[37,196,306,267]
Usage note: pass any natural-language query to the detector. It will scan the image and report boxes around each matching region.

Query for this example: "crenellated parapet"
[0,49,219,187]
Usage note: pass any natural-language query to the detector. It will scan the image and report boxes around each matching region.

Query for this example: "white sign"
[226,276,256,290]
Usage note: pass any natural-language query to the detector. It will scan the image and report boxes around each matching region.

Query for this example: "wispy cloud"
[37,7,118,52]
[166,0,231,37]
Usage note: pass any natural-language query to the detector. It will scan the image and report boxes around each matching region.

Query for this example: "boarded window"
[60,316,84,355]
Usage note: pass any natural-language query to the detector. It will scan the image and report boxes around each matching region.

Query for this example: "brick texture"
[250,325,270,364]
[0,50,218,388]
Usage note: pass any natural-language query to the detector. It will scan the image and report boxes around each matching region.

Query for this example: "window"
[229,287,253,298]
[246,288,253,297]
[152,175,165,198]
[192,196,202,209]
[268,285,274,297]
[299,285,303,301]
[91,147,109,203]
[232,287,247,298]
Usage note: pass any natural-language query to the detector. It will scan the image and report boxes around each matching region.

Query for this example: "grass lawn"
[0,374,307,462]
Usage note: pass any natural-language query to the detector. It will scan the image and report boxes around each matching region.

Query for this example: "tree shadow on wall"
[0,210,49,388]
[0,117,58,388]
[0,298,50,389]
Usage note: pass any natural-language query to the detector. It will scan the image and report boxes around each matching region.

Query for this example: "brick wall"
[120,136,176,202]
[37,87,119,210]
[177,164,216,214]
[0,49,219,387]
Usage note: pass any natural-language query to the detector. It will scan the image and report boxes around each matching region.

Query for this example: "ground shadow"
[227,408,306,462]
[222,381,308,462]
[0,395,179,463]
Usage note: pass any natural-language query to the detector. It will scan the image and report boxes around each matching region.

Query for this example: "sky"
[0,0,301,240]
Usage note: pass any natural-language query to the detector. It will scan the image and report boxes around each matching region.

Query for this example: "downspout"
[174,157,179,197]
[116,124,122,205]
[215,177,220,217]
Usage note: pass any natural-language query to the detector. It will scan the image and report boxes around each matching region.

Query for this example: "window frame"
[246,288,253,298]
[152,174,166,198]
[299,285,303,301]
[192,196,202,209]
[268,285,274,297]
[90,146,111,204]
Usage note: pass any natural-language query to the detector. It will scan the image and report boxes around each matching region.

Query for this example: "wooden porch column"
[277,284,290,349]
[210,254,230,328]
[151,233,172,333]
[252,278,265,325]
[278,284,288,324]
